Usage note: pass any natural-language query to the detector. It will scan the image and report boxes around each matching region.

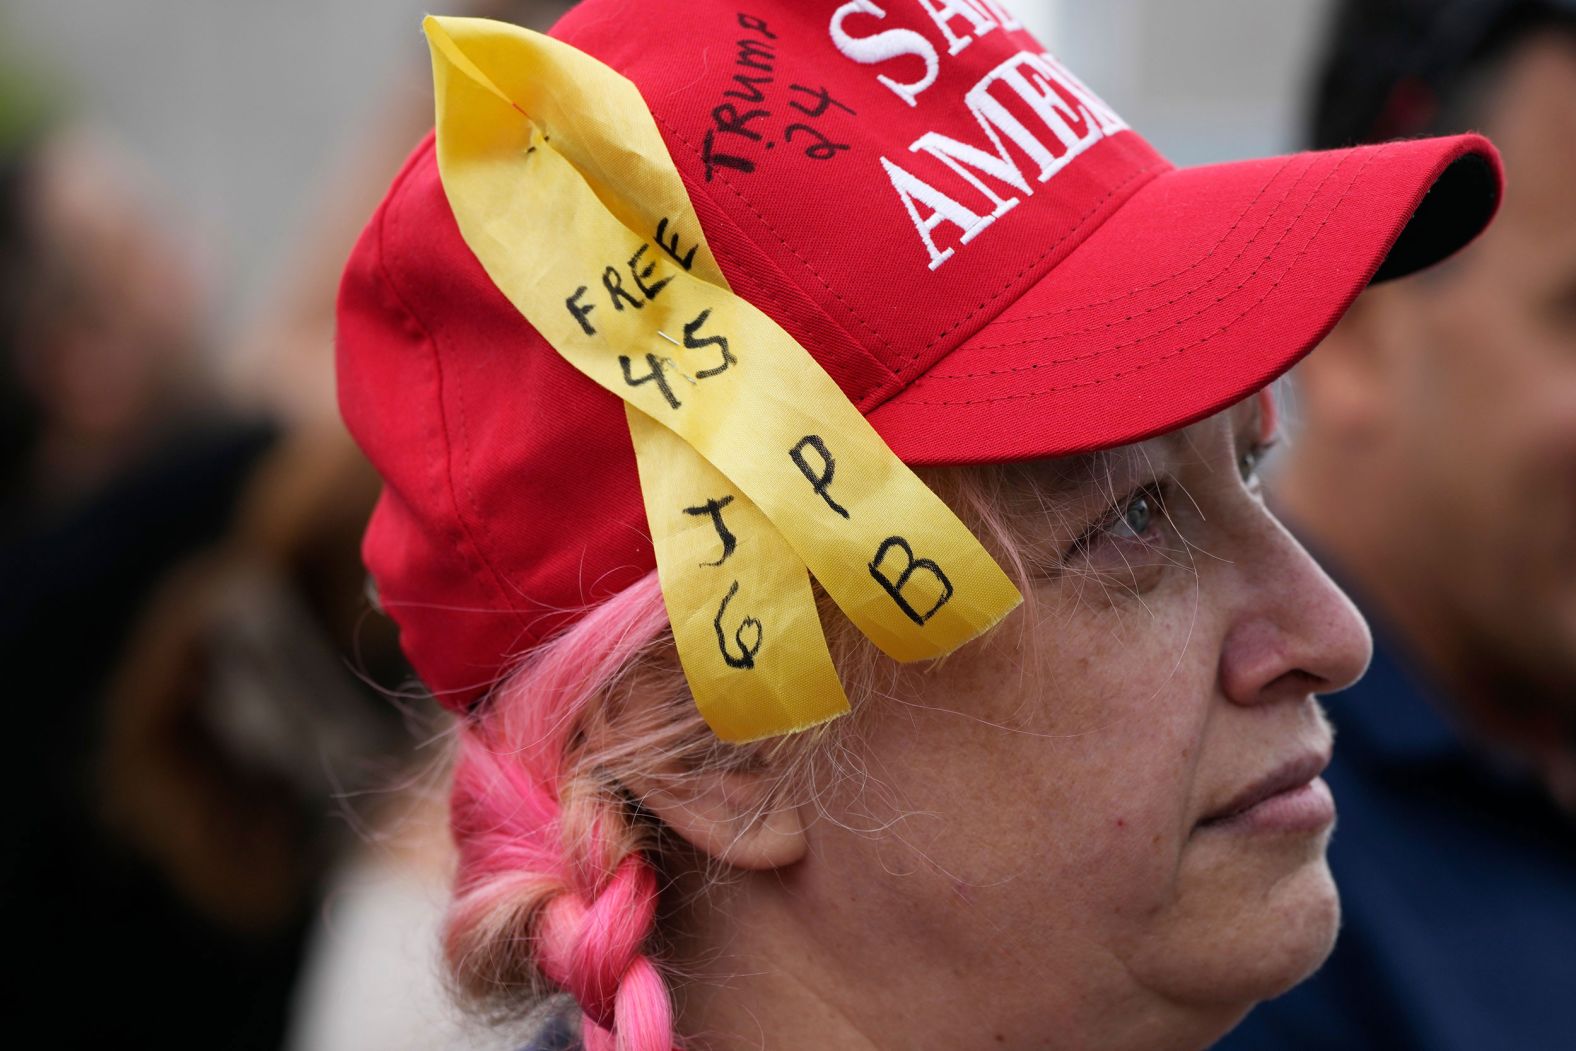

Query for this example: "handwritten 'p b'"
[790,434,850,518]
[869,536,954,626]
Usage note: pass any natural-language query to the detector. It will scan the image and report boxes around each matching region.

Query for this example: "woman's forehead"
[1156,394,1272,460]
[976,393,1270,523]
[1089,395,1269,476]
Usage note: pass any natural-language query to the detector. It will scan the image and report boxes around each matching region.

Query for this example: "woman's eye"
[1110,491,1157,539]
[1060,483,1173,570]
[1057,483,1175,597]
[1238,439,1277,487]
[1076,484,1167,552]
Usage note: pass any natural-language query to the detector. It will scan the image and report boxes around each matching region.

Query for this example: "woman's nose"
[1218,519,1373,706]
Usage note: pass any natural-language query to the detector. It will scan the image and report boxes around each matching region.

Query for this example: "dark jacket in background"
[1217,606,1576,1051]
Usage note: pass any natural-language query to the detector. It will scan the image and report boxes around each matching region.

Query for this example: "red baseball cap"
[337,0,1502,710]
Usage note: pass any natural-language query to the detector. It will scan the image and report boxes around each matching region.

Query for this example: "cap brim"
[870,134,1501,465]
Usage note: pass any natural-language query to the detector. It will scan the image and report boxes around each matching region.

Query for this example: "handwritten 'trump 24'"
[707,5,1129,272]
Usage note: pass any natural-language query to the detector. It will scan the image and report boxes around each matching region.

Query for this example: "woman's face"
[796,396,1373,1048]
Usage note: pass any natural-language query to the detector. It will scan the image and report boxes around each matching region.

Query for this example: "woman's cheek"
[1034,629,1212,904]
[1089,592,1219,863]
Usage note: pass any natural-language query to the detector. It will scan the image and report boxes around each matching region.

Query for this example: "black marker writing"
[702,13,852,180]
[684,495,737,567]
[685,309,736,379]
[602,265,644,311]
[869,537,954,625]
[737,12,776,38]
[566,285,597,335]
[656,217,698,271]
[713,580,763,669]
[703,130,757,180]
[785,122,851,160]
[627,243,672,301]
[712,103,770,142]
[787,83,856,118]
[789,435,849,518]
[734,37,775,72]
[620,353,681,409]
[702,18,778,181]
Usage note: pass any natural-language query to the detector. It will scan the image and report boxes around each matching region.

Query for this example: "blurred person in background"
[7,2,574,1046]
[0,48,410,1048]
[1219,1,1576,1048]
[0,128,210,518]
[0,75,299,1048]
[271,5,578,1049]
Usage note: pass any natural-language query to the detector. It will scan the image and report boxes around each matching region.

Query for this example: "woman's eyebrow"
[1014,449,1176,535]
[1010,450,1120,503]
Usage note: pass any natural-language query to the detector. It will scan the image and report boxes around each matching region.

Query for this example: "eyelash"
[1240,437,1277,490]
[1066,481,1170,560]
[1066,437,1277,561]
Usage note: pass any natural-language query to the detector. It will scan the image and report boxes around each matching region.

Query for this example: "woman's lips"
[1197,753,1335,835]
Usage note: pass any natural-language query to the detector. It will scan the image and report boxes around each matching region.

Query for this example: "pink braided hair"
[437,462,1052,1048]
[445,574,679,1051]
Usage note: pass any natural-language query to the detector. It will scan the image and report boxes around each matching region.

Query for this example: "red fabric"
[336,0,1502,710]
[872,135,1499,461]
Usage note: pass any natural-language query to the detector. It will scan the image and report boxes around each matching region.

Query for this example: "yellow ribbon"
[425,16,1021,741]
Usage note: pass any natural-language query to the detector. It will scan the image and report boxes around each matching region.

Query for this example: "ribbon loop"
[425,15,1021,741]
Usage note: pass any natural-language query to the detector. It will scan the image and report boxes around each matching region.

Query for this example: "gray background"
[1,0,1330,341]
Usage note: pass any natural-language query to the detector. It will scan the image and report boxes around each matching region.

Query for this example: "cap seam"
[891,154,1167,384]
[919,150,1341,379]
[652,110,899,360]
[982,152,1305,330]
[374,141,533,637]
[669,166,897,409]
[901,143,1387,405]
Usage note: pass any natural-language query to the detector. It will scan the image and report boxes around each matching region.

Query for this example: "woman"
[335,3,1503,1048]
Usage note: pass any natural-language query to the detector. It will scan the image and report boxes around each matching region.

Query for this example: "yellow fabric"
[425,15,1021,741]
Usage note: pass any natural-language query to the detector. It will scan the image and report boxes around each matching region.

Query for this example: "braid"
[439,466,1041,1046]
[444,575,679,1050]
[537,853,670,1049]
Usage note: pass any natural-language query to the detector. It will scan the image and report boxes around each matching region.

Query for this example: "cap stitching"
[679,163,893,404]
[896,157,1163,378]
[988,152,1307,327]
[652,111,897,358]
[375,143,533,635]
[904,145,1380,403]
[921,151,1345,375]
[900,143,1386,404]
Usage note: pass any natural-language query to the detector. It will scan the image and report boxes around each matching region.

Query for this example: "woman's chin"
[1238,860,1342,1001]
[1128,850,1342,1020]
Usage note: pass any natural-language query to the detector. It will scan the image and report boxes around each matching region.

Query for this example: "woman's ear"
[626,768,808,871]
